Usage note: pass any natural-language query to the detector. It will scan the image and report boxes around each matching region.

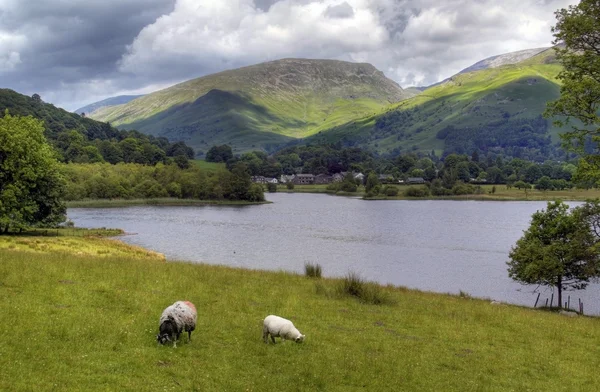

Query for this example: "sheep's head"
[295,334,305,343]
[157,316,176,345]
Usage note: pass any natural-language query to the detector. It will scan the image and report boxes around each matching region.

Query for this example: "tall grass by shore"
[0,236,599,391]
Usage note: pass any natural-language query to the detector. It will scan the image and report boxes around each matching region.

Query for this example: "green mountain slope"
[311,48,566,159]
[74,95,144,116]
[90,58,409,153]
[0,89,194,164]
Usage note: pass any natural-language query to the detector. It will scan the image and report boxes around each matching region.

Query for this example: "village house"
[332,173,345,182]
[292,174,315,185]
[314,174,333,184]
[251,176,267,184]
[407,177,426,184]
[378,174,395,184]
[279,174,295,183]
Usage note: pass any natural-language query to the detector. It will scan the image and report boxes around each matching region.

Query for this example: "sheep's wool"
[160,301,197,333]
[263,315,304,342]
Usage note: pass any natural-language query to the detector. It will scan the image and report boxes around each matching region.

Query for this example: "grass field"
[277,184,600,201]
[1,234,599,391]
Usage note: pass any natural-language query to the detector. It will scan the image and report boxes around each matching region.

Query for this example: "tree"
[507,201,600,308]
[365,171,380,194]
[546,1,600,183]
[0,112,66,232]
[206,144,233,163]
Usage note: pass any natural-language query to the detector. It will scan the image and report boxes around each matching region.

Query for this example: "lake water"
[68,193,600,315]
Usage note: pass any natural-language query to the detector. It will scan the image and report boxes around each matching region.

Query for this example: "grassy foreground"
[1,237,599,391]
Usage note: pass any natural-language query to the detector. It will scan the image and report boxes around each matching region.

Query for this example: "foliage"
[0,89,194,165]
[507,200,600,307]
[339,173,359,192]
[337,272,393,305]
[266,182,277,192]
[0,113,66,232]
[61,161,264,202]
[304,263,322,278]
[546,0,600,184]
[206,144,233,163]
[404,187,430,197]
[365,171,380,194]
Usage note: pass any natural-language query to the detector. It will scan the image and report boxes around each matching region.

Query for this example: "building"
[292,174,315,185]
[407,177,426,184]
[314,174,333,184]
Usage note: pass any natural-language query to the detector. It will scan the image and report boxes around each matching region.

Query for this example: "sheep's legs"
[188,331,192,342]
[270,335,276,344]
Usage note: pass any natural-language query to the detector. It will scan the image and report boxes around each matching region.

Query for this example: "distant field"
[0,234,598,391]
[193,160,225,171]
[275,183,600,201]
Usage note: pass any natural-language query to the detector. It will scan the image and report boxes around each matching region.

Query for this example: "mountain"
[89,58,409,153]
[309,48,567,160]
[424,47,550,89]
[74,95,144,116]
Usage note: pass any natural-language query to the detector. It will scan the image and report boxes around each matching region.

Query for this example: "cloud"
[325,2,355,18]
[120,0,575,90]
[0,0,578,110]
[0,0,175,109]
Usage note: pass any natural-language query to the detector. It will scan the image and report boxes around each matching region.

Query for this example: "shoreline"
[66,198,271,208]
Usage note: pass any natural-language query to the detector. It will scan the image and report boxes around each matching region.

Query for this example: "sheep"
[156,301,197,347]
[262,315,305,344]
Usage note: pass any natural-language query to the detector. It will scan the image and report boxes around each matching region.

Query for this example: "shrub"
[266,182,277,192]
[403,186,430,197]
[286,182,295,190]
[337,272,393,305]
[304,263,322,278]
[451,183,476,195]
[381,186,399,197]
[340,181,358,192]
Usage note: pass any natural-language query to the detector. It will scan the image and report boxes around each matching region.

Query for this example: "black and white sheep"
[262,315,305,343]
[157,301,197,347]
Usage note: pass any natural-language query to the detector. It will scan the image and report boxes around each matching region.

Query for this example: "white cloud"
[0,0,578,109]
[118,0,576,89]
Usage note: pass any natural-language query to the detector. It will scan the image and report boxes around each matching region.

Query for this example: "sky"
[0,0,578,111]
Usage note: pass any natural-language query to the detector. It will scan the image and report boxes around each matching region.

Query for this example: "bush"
[286,182,295,190]
[451,183,476,195]
[403,187,430,197]
[337,272,393,305]
[266,182,277,192]
[381,186,399,197]
[246,183,266,202]
[304,263,322,278]
[340,181,358,192]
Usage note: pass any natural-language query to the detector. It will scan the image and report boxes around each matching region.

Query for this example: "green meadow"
[1,233,599,391]
[278,184,600,202]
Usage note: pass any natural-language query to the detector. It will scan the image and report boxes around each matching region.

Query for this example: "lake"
[68,193,600,315]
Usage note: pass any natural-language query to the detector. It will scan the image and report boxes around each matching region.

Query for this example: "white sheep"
[262,315,305,343]
[157,301,197,347]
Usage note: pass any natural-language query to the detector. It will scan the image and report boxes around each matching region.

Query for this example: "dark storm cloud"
[0,0,175,109]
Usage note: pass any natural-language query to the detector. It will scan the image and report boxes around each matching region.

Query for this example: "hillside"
[74,95,144,116]
[1,234,599,390]
[311,48,567,159]
[0,89,194,164]
[90,59,409,153]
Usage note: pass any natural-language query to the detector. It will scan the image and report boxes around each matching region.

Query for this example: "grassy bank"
[66,198,270,208]
[279,184,600,201]
[1,235,599,391]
